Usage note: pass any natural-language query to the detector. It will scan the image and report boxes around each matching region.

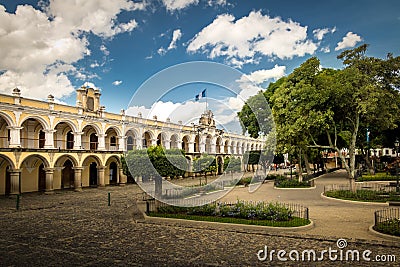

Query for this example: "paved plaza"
[1,170,399,266]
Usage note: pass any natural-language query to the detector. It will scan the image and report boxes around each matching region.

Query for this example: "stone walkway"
[0,171,399,266]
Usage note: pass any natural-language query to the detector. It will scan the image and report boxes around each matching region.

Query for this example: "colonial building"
[0,87,264,195]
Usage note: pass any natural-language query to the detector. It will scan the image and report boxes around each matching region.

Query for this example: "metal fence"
[145,199,309,223]
[324,183,398,193]
[374,208,400,236]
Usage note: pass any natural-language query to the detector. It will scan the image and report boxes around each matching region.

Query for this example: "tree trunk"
[303,151,312,176]
[348,114,360,192]
[297,149,303,182]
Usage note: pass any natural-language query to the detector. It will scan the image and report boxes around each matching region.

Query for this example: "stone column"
[97,166,106,186]
[7,126,22,148]
[136,138,142,149]
[73,132,84,150]
[188,141,195,153]
[73,167,83,191]
[44,168,55,194]
[44,130,56,149]
[210,142,217,154]
[9,169,21,195]
[163,140,170,149]
[119,168,127,185]
[150,138,158,147]
[97,134,106,150]
[200,141,206,153]
[118,136,126,151]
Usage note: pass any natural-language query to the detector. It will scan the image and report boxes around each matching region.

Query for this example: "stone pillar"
[97,134,106,151]
[73,132,84,150]
[44,168,54,194]
[97,166,106,186]
[119,168,127,185]
[9,169,21,195]
[7,126,22,148]
[44,130,56,149]
[73,167,83,191]
[163,140,170,149]
[227,145,232,154]
[136,138,142,149]
[210,143,217,154]
[118,136,126,151]
[151,138,158,147]
[188,141,195,153]
[200,141,206,153]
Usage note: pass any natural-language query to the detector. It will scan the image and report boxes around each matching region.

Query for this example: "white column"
[98,166,105,186]
[10,169,21,195]
[73,132,84,150]
[118,136,126,151]
[44,168,54,193]
[163,140,170,149]
[7,126,22,148]
[151,138,158,147]
[73,167,83,191]
[97,134,106,151]
[136,138,142,149]
[200,141,206,153]
[44,130,56,149]
[188,141,195,153]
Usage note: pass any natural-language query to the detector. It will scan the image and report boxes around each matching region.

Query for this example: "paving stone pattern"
[1,172,399,266]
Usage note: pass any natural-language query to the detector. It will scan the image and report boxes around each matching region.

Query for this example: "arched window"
[90,133,98,150]
[110,136,117,147]
[127,136,134,151]
[66,131,74,149]
[39,130,45,148]
[87,97,94,111]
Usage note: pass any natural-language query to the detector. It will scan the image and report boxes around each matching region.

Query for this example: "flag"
[195,89,206,101]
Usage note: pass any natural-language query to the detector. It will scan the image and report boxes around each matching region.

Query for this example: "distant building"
[0,87,264,195]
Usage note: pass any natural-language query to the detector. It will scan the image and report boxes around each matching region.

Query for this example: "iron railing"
[374,208,400,236]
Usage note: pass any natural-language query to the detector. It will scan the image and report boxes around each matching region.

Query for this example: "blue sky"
[0,0,399,132]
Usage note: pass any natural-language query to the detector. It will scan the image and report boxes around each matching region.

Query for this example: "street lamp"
[395,139,400,193]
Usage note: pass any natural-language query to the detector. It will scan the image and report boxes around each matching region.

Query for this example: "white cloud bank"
[187,11,319,68]
[335,32,362,51]
[0,0,144,99]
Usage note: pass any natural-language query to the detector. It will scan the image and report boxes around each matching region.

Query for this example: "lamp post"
[395,139,400,193]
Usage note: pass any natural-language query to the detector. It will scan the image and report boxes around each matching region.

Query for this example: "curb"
[274,186,316,190]
[368,225,400,241]
[320,192,389,206]
[142,213,314,233]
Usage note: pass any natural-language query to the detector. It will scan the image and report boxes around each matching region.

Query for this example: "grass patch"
[374,219,400,237]
[148,200,310,227]
[325,190,400,202]
[357,173,398,182]
[274,176,312,188]
[148,213,310,227]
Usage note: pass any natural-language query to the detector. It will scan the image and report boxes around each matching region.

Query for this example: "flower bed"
[147,200,310,227]
[325,190,400,202]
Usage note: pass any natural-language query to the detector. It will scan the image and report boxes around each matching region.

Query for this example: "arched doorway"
[109,162,118,184]
[89,162,98,186]
[61,160,74,188]
[38,163,46,191]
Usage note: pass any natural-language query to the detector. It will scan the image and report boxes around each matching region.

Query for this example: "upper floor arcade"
[0,87,265,156]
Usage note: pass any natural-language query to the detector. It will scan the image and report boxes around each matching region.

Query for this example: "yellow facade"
[0,87,264,195]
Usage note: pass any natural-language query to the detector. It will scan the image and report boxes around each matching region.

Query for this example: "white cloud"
[157,47,167,56]
[239,65,286,85]
[113,80,122,86]
[161,0,199,11]
[187,11,319,67]
[335,32,362,51]
[0,1,142,99]
[313,27,336,40]
[207,0,227,6]
[167,29,182,50]
[321,46,330,53]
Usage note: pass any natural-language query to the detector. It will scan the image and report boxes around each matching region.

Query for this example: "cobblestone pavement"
[1,172,399,266]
